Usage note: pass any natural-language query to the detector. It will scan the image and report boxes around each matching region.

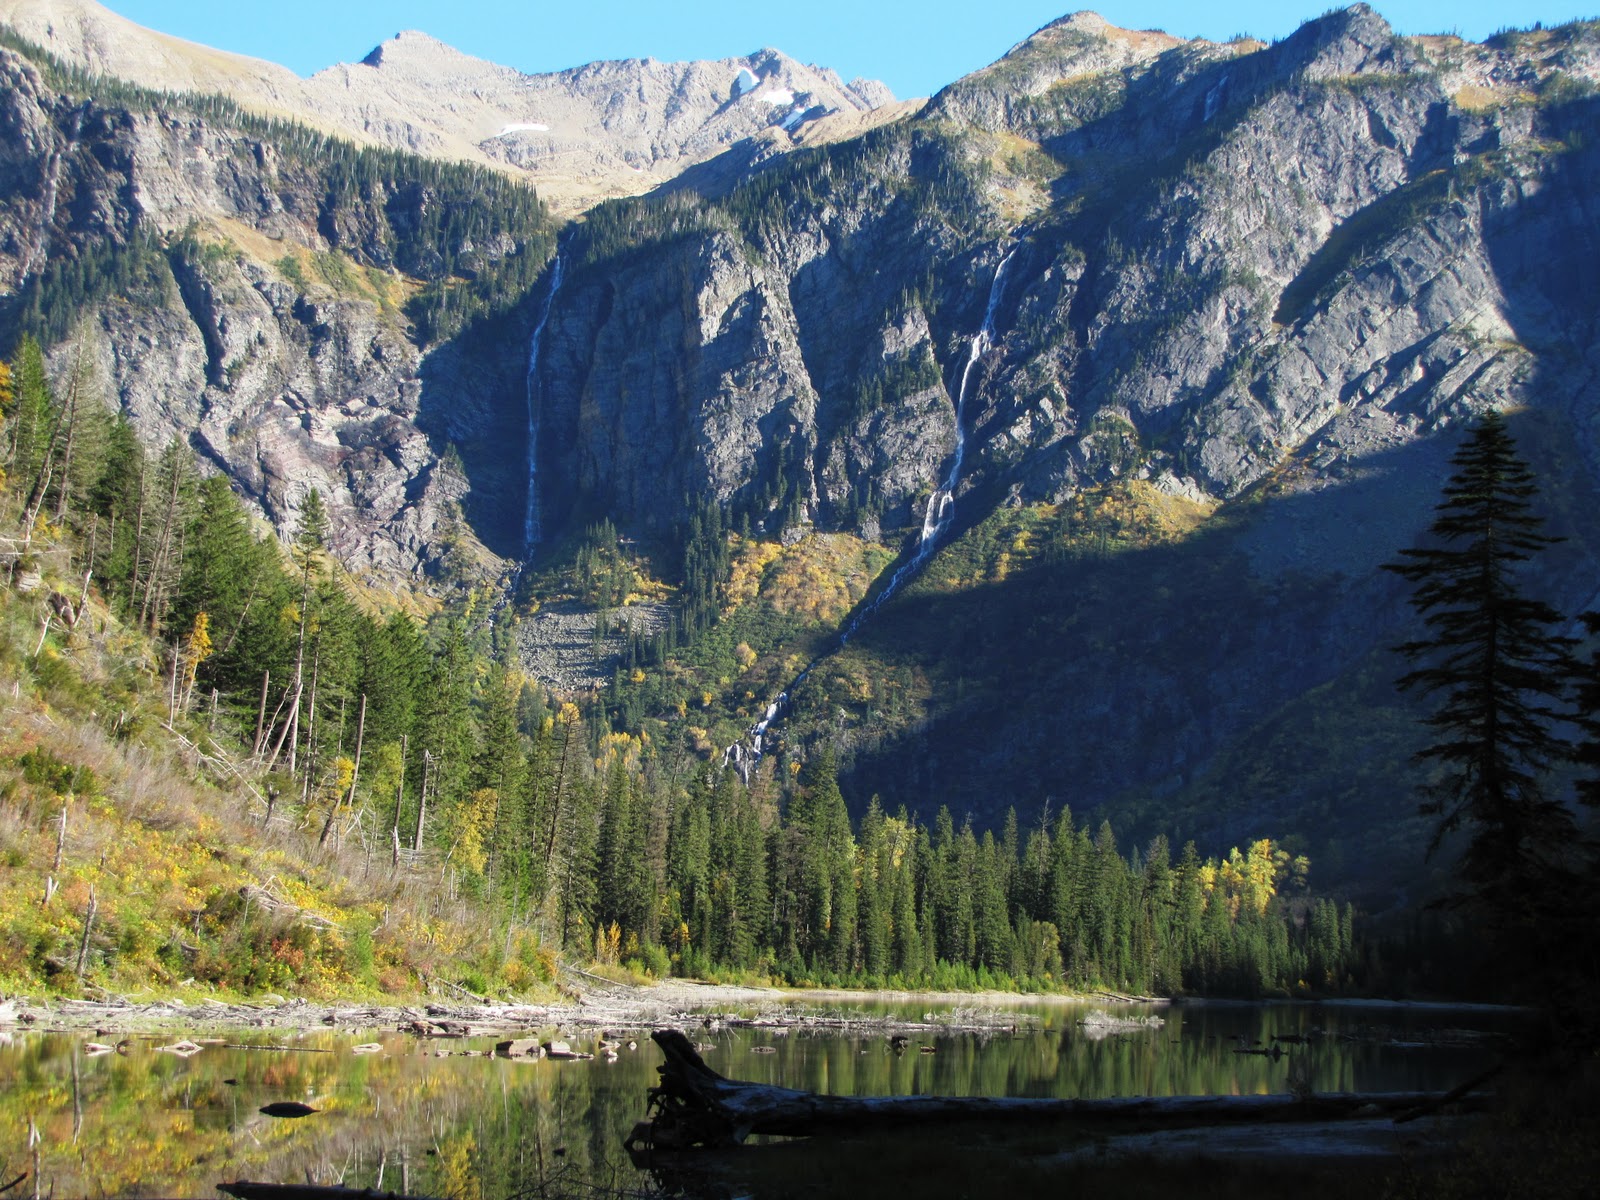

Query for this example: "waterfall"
[23,106,84,282]
[922,247,1015,549]
[837,244,1017,643]
[488,249,565,633]
[724,243,1018,776]
[524,252,565,552]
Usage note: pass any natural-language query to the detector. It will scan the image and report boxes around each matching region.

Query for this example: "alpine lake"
[0,996,1516,1199]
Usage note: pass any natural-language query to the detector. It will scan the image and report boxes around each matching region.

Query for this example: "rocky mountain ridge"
[2,6,1599,873]
[519,5,1600,861]
[0,0,904,215]
[536,6,1600,535]
[0,39,555,580]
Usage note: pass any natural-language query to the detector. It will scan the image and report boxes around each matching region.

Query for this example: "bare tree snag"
[252,670,270,757]
[75,887,97,980]
[53,801,67,873]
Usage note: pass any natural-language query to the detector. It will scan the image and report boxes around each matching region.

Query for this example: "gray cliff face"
[0,50,530,581]
[537,7,1600,556]
[519,7,1600,850]
[7,7,1597,605]
[539,134,1005,538]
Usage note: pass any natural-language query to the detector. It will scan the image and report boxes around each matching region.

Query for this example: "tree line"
[2,333,1361,997]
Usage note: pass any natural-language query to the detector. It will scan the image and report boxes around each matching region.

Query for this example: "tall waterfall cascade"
[523,252,565,552]
[724,244,1018,778]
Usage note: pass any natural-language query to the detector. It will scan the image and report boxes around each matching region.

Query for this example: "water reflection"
[0,1001,1510,1198]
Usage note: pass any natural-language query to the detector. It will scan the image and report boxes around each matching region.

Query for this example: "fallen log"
[630,1029,1492,1150]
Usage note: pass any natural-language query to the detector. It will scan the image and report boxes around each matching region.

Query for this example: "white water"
[524,253,565,551]
[724,245,1018,775]
[838,244,1018,642]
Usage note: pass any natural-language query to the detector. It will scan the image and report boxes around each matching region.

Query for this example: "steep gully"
[724,244,1019,777]
[21,105,85,281]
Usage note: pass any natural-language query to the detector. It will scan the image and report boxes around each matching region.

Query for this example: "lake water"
[0,999,1513,1198]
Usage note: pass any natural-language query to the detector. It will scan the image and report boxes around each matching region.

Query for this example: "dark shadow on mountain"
[414,290,545,564]
[646,135,787,203]
[798,42,1600,894]
[815,399,1597,891]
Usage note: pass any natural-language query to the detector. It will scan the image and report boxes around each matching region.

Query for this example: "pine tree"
[136,438,195,633]
[1383,410,1576,921]
[172,476,262,664]
[1573,612,1600,813]
[6,336,55,494]
[857,799,893,980]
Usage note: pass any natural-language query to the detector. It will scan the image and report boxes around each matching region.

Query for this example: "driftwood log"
[629,1029,1491,1151]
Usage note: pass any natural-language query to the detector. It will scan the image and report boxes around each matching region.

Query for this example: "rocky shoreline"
[0,981,1126,1038]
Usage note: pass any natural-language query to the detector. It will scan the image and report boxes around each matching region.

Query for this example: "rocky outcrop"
[537,148,989,538]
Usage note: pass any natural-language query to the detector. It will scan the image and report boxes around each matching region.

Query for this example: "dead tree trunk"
[75,887,98,980]
[320,693,365,847]
[392,732,407,853]
[252,670,270,757]
[413,749,431,851]
[630,1030,1490,1151]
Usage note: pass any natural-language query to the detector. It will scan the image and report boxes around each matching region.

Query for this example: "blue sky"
[106,1,1596,99]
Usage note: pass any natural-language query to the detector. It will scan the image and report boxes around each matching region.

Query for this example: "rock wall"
[0,48,536,582]
[537,7,1600,561]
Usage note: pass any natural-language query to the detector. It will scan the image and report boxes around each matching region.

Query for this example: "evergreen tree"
[1383,410,1576,922]
[972,831,1013,972]
[1017,809,1053,924]
[6,336,55,496]
[890,812,923,979]
[1573,612,1600,814]
[857,799,893,980]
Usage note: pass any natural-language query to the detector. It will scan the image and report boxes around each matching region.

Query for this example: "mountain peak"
[1020,10,1182,54]
[1035,11,1115,36]
[355,29,499,76]
[0,0,302,88]
[1277,2,1409,79]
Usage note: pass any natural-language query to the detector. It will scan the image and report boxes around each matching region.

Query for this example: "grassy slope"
[0,529,555,1001]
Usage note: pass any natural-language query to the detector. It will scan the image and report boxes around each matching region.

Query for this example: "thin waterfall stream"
[22,106,84,281]
[725,244,1018,776]
[524,250,565,552]
[487,248,564,630]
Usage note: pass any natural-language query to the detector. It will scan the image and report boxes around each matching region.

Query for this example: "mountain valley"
[2,1,1598,897]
